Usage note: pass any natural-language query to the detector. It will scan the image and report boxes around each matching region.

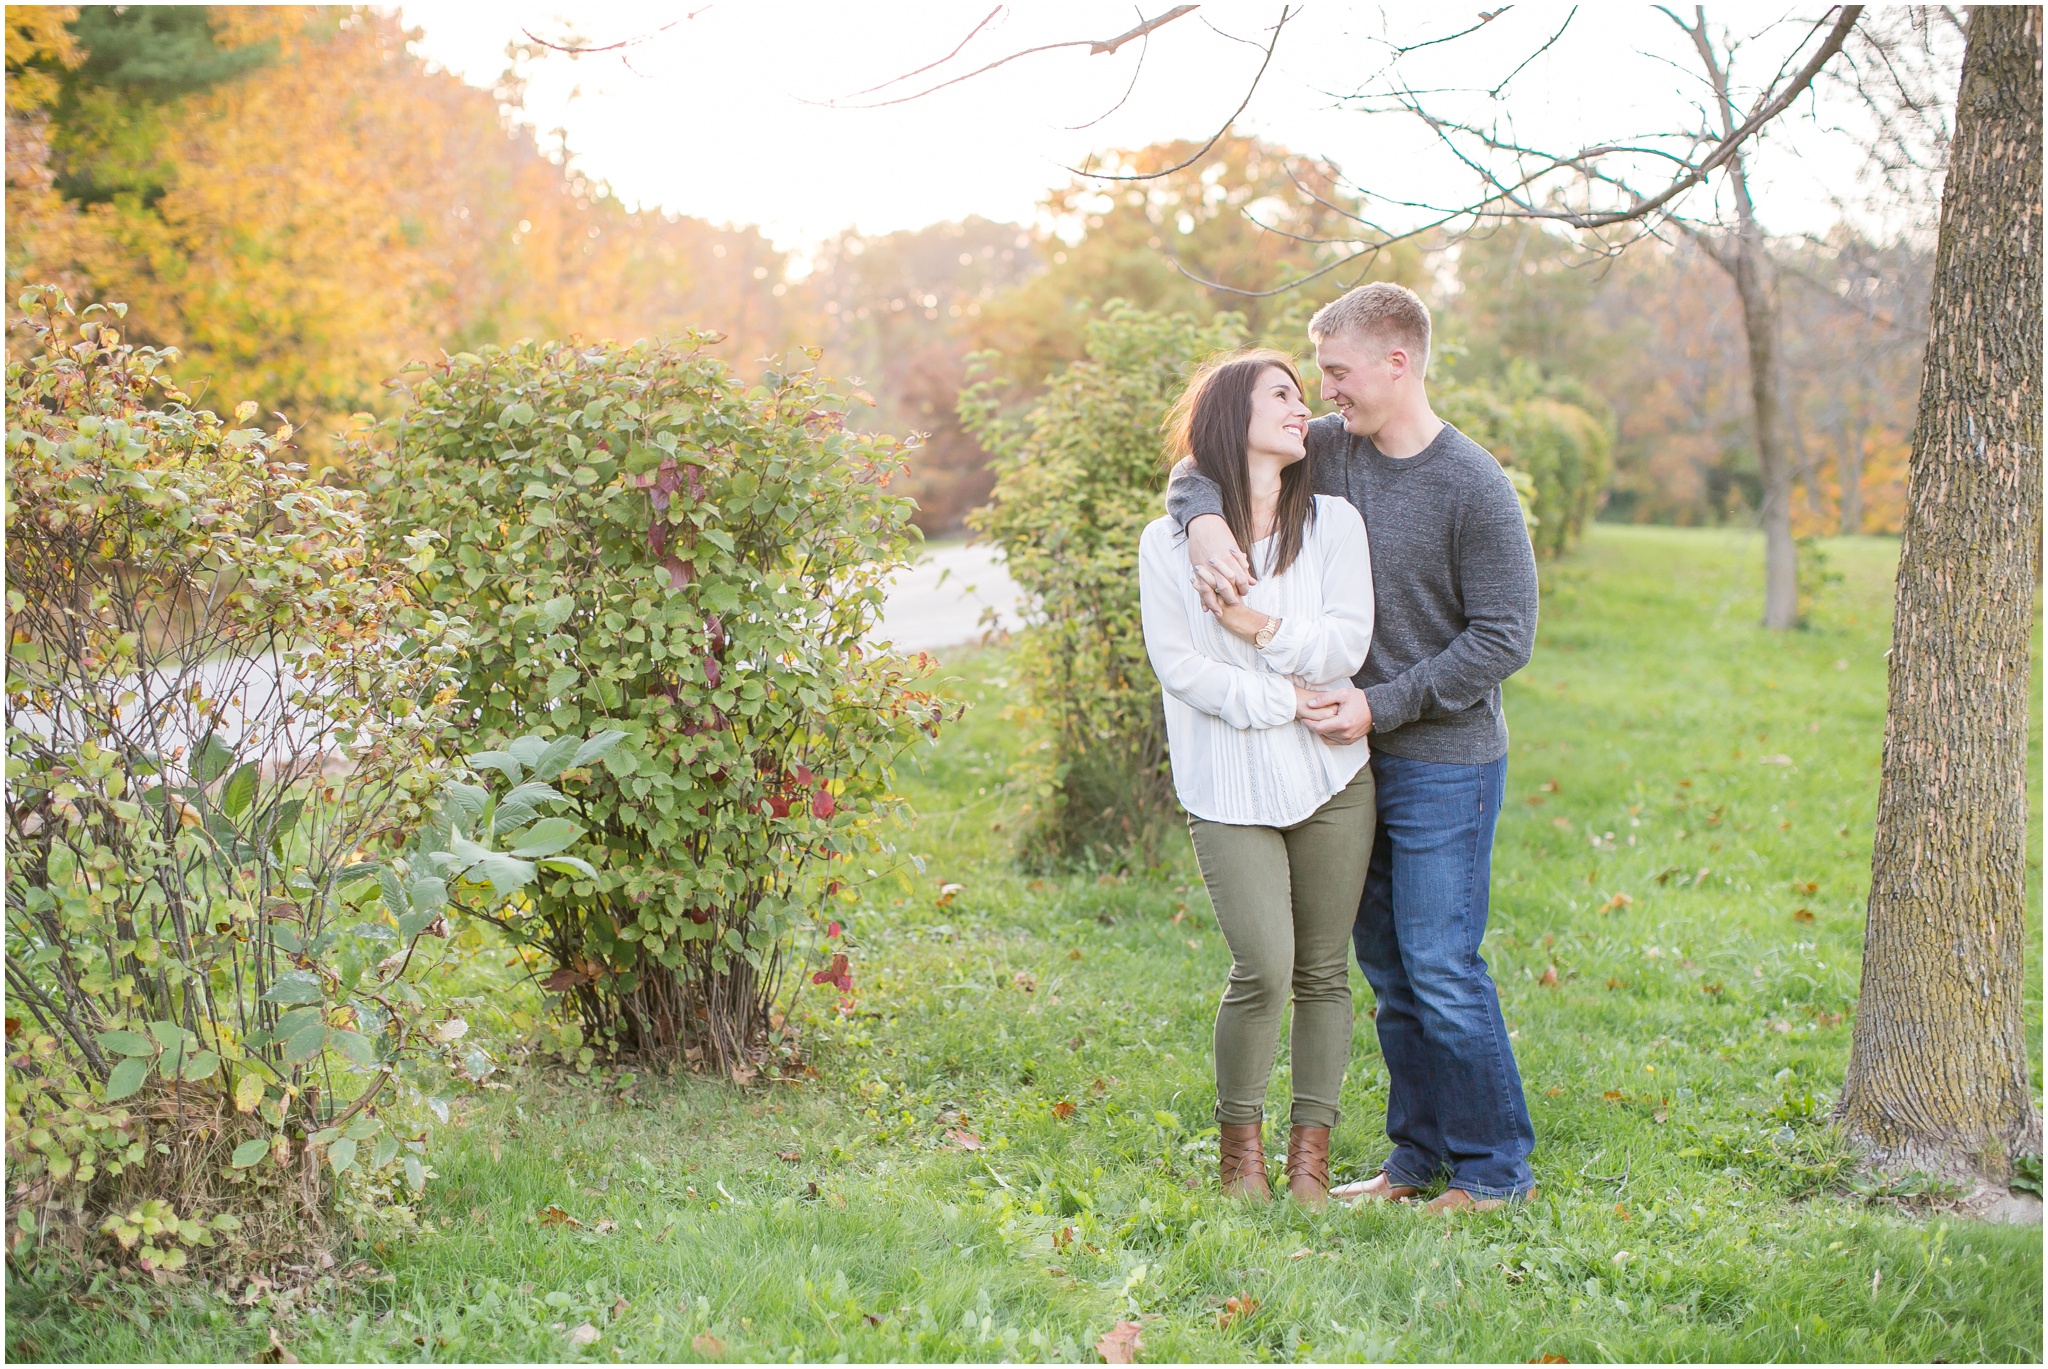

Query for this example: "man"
[1165,281,1540,1211]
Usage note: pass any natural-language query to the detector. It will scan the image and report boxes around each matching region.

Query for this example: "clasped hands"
[1187,528,1371,745]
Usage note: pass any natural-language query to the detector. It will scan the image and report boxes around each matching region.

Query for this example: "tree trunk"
[1838,6,2042,1182]
[1835,416,1865,536]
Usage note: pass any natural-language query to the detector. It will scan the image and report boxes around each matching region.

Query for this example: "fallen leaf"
[1599,892,1633,914]
[691,1332,725,1358]
[777,1149,802,1163]
[1012,970,1037,993]
[1760,754,1793,766]
[1288,1247,1313,1259]
[1096,1320,1144,1364]
[949,1128,983,1151]
[1054,1226,1075,1251]
[1544,1086,1564,1097]
[1601,1091,1624,1102]
[1215,1294,1260,1330]
[1792,908,1815,924]
[1605,977,1624,990]
[1700,982,1723,995]
[1051,1101,1076,1120]
[1614,1204,1632,1220]
[1793,880,1820,894]
[591,1219,617,1233]
[1091,1077,1110,1095]
[863,1312,882,1326]
[262,1326,300,1364]
[564,1323,600,1347]
[1068,949,1083,960]
[1652,1109,1668,1124]
[1539,965,1559,987]
[539,1204,582,1228]
[1552,817,1572,830]
[936,882,965,906]
[1541,778,1560,792]
[610,1295,631,1319]
[1528,1355,1569,1364]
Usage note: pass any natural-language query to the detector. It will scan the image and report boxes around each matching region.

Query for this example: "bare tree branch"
[814,4,1199,110]
[1064,7,1154,130]
[1070,6,1295,182]
[519,10,713,56]
[839,6,1005,101]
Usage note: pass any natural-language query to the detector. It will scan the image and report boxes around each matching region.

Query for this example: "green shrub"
[2,289,585,1266]
[1438,362,1614,558]
[361,335,956,1075]
[964,304,1247,866]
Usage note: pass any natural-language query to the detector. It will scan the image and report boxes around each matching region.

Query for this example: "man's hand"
[1302,686,1372,744]
[1185,513,1254,604]
[1293,684,1340,723]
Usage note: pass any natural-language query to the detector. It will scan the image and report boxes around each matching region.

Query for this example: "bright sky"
[398,2,1921,257]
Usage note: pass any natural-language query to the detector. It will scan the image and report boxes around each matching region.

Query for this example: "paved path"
[871,540,1025,654]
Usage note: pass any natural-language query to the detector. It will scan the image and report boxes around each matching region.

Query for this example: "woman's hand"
[1192,564,1269,643]
[1293,684,1340,723]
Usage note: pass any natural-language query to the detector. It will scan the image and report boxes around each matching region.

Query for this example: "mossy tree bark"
[1839,5,2043,1181]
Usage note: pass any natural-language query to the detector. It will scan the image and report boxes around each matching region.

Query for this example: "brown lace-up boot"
[1218,1122,1270,1202]
[1285,1125,1332,1210]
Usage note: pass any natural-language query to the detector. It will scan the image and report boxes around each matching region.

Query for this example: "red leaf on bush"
[766,794,793,819]
[686,906,712,925]
[702,652,721,687]
[647,520,666,556]
[540,967,589,993]
[825,921,842,939]
[792,763,815,788]
[811,952,852,992]
[705,612,726,653]
[664,555,694,590]
[811,789,836,819]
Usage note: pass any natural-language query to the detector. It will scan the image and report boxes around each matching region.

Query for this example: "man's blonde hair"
[1308,281,1432,374]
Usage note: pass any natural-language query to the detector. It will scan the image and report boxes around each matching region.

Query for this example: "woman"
[1138,350,1376,1208]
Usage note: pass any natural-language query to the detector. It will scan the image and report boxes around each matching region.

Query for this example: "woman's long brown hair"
[1164,349,1316,577]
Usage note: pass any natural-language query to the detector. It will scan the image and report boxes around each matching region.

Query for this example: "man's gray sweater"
[1165,416,1538,765]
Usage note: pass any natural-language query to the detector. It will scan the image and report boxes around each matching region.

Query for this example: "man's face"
[1313,330,1406,438]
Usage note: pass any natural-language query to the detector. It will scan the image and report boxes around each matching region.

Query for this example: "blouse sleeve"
[1251,499,1374,683]
[1139,523,1298,730]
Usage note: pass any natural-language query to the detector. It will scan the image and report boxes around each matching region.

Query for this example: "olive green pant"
[1188,766,1377,1131]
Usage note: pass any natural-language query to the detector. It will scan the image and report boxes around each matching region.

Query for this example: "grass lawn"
[9,525,2042,1363]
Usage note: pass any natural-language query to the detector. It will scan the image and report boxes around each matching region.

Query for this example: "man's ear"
[1386,347,1413,382]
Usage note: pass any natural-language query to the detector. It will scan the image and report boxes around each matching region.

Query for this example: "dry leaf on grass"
[692,1332,726,1358]
[564,1323,600,1347]
[539,1204,582,1228]
[1095,1320,1144,1364]
[948,1128,983,1151]
[1215,1293,1259,1329]
[1051,1101,1076,1120]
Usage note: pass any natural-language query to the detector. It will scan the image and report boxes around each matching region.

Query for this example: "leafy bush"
[1438,362,1614,558]
[965,304,1247,865]
[361,334,956,1075]
[3,289,593,1265]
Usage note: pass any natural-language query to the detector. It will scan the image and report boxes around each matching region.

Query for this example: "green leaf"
[569,729,628,769]
[328,1136,358,1175]
[538,856,598,879]
[220,762,258,818]
[404,1155,426,1192]
[380,866,410,918]
[148,1020,191,1052]
[95,1029,156,1058]
[500,401,535,427]
[544,667,580,700]
[373,1135,400,1169]
[181,1050,221,1082]
[535,595,576,631]
[233,1071,266,1114]
[442,781,489,829]
[494,781,567,831]
[104,1057,148,1101]
[468,749,524,784]
[272,797,306,834]
[194,731,236,784]
[282,1021,328,1064]
[508,816,582,859]
[397,909,441,940]
[230,1138,271,1169]
[261,971,323,1005]
[529,734,582,782]
[507,735,550,768]
[406,875,448,912]
[329,1029,377,1068]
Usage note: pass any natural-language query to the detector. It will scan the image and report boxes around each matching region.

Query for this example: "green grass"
[9,526,2042,1363]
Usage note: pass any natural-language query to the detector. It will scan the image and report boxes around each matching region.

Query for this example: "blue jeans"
[1353,750,1535,1198]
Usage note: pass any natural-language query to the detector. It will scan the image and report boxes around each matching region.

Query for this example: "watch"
[1253,615,1281,650]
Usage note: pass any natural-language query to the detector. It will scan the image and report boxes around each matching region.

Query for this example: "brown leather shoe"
[1422,1184,1539,1214]
[1285,1126,1332,1210]
[1218,1123,1270,1202]
[1329,1172,1422,1204]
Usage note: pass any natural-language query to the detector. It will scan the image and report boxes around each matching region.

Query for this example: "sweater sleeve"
[1362,471,1537,732]
[1139,524,1297,730]
[1163,420,1349,530]
[1254,500,1375,684]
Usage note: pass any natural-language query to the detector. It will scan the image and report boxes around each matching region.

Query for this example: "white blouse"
[1139,495,1375,826]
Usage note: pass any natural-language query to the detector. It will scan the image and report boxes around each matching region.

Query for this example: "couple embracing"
[1139,282,1539,1212]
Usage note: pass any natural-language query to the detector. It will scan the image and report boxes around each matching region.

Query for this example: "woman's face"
[1245,366,1312,465]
